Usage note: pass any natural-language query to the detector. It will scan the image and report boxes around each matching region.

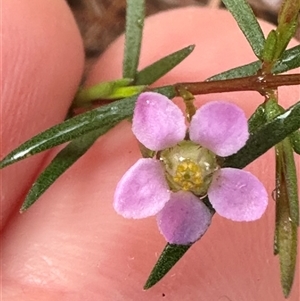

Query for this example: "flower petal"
[132,92,186,151]
[156,191,212,244]
[189,101,249,156]
[208,168,268,221]
[114,158,170,219]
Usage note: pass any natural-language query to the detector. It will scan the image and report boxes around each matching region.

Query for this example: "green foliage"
[0,86,175,170]
[261,0,299,72]
[208,45,300,81]
[274,138,298,298]
[290,130,300,154]
[74,78,146,105]
[275,0,300,60]
[135,45,195,85]
[20,126,113,212]
[223,101,300,169]
[273,45,300,73]
[248,103,267,134]
[222,0,265,58]
[123,0,145,79]
[0,96,137,169]
[144,243,191,289]
[262,30,278,63]
[3,85,175,211]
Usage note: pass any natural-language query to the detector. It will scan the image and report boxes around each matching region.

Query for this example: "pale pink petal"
[132,92,186,151]
[208,168,268,221]
[114,158,170,219]
[189,101,249,156]
[156,191,212,244]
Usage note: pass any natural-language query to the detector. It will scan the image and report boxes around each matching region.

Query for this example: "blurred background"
[66,0,299,72]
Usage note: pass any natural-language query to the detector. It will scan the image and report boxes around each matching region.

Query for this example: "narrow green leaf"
[123,0,145,79]
[290,130,300,154]
[74,78,133,105]
[273,45,300,74]
[278,0,300,26]
[222,0,265,58]
[208,61,261,81]
[276,0,300,59]
[223,101,300,169]
[0,85,176,169]
[280,139,299,225]
[274,20,298,62]
[262,30,278,63]
[104,85,146,99]
[264,98,299,225]
[144,243,191,289]
[207,45,300,81]
[274,139,298,297]
[0,97,136,169]
[135,45,195,85]
[20,125,113,212]
[248,103,267,134]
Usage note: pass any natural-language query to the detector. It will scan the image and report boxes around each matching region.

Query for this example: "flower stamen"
[173,159,203,191]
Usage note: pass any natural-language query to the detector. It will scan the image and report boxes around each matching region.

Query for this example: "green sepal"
[135,45,195,85]
[123,0,145,79]
[248,103,267,134]
[138,142,155,158]
[264,97,283,119]
[0,85,176,169]
[144,243,191,290]
[274,138,298,297]
[20,126,114,212]
[208,45,300,81]
[290,130,300,154]
[223,101,300,169]
[262,30,278,63]
[222,0,265,58]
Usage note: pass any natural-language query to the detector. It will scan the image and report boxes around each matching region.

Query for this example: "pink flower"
[114,92,268,245]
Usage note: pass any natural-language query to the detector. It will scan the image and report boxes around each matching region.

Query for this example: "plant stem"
[175,73,300,96]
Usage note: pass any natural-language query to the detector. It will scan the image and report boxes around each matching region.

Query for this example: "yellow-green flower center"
[160,141,219,196]
[173,159,203,191]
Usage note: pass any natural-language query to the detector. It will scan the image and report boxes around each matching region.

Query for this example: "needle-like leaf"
[144,243,191,290]
[222,0,265,58]
[123,0,145,79]
[135,45,195,85]
[274,138,298,297]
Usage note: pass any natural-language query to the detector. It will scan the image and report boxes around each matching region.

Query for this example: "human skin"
[1,3,299,301]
